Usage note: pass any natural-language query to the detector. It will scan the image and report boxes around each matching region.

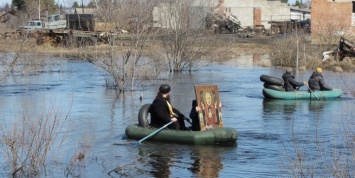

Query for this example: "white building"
[223,0,291,29]
[290,6,311,21]
[152,0,310,30]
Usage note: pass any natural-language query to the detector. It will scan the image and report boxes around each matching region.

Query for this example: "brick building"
[311,0,355,36]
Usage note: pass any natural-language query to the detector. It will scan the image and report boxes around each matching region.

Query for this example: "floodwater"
[0,56,355,177]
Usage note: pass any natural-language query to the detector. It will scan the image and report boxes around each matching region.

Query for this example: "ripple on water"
[0,60,354,177]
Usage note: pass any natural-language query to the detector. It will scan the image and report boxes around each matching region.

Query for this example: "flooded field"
[0,58,354,177]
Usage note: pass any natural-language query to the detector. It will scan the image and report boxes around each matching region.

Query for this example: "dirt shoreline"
[0,34,272,58]
[2,34,355,72]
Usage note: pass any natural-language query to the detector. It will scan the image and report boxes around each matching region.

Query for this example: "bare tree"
[154,0,224,72]
[312,18,350,50]
[0,31,49,82]
[79,0,160,91]
[74,0,231,90]
[302,0,311,8]
[13,0,58,20]
[269,32,315,69]
[24,1,41,19]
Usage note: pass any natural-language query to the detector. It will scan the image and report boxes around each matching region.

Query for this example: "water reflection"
[262,99,301,119]
[308,100,328,112]
[149,152,172,177]
[262,98,345,121]
[137,144,226,178]
[138,145,173,177]
[188,146,223,178]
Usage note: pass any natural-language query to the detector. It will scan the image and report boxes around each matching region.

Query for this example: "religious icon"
[195,85,223,131]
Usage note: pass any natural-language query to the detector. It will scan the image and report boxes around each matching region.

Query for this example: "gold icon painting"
[194,85,223,130]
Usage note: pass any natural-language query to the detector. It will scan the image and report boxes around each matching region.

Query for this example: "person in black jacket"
[308,68,332,91]
[150,84,187,130]
[282,68,306,91]
[189,100,201,131]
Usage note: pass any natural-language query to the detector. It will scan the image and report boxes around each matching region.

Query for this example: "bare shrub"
[303,51,323,70]
[0,100,69,177]
[335,58,355,72]
[65,128,94,177]
[270,36,298,67]
[311,19,349,50]
[270,32,333,70]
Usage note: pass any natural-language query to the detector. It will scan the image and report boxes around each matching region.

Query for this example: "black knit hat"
[159,84,171,94]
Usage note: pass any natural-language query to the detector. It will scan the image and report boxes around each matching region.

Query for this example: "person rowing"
[282,68,306,92]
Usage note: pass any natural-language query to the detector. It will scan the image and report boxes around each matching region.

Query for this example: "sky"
[1,0,300,8]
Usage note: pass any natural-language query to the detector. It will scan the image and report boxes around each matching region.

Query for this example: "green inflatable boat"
[125,103,238,145]
[125,124,238,145]
[262,88,342,100]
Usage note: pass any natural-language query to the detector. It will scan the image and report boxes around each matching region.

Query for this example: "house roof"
[290,6,310,13]
[61,8,76,14]
[59,7,97,15]
[74,8,96,14]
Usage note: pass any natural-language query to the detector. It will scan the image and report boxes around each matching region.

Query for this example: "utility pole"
[296,16,299,69]
[82,0,84,13]
[38,0,40,19]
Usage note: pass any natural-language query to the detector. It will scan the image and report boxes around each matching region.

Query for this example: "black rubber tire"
[138,104,151,128]
[263,83,285,91]
[260,75,284,86]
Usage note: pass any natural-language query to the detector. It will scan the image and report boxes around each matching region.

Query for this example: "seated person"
[150,84,186,130]
[282,68,306,91]
[189,99,222,131]
[189,100,201,131]
[308,68,332,91]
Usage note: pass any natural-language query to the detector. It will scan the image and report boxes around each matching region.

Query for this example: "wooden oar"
[138,121,173,144]
[305,84,320,100]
